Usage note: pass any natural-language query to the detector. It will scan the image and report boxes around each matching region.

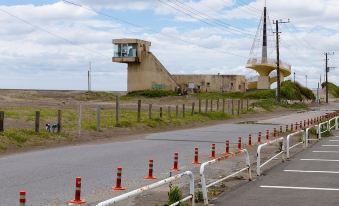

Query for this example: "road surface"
[0,109,333,205]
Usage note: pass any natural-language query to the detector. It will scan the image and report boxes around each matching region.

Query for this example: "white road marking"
[322,145,339,147]
[284,169,339,174]
[313,151,339,154]
[300,159,339,162]
[260,185,339,191]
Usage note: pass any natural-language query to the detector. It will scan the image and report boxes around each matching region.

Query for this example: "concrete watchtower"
[112,38,178,92]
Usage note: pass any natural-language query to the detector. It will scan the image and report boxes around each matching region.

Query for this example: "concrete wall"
[127,52,178,92]
[171,74,247,92]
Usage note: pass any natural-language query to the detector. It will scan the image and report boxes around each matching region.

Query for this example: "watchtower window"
[114,43,137,57]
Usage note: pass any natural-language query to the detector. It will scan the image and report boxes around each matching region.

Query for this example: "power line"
[0,7,111,59]
[160,0,254,37]
[64,0,248,59]
[172,0,257,36]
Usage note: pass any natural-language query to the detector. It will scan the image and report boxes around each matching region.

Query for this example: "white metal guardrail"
[286,130,305,159]
[257,137,285,176]
[200,149,251,205]
[329,117,337,131]
[305,125,319,147]
[96,171,195,206]
[318,121,329,139]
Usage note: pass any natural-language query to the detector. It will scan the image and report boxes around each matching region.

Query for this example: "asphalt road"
[0,109,332,205]
[214,131,339,206]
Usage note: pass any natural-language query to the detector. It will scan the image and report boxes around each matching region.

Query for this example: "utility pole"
[324,52,335,103]
[88,61,92,92]
[293,72,295,83]
[305,75,308,88]
[273,19,290,102]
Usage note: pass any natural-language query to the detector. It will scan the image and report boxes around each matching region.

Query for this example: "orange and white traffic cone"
[113,167,126,190]
[69,177,86,204]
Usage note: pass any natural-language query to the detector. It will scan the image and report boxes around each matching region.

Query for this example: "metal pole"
[275,20,281,102]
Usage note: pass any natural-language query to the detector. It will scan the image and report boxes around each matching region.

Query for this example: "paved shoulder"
[214,132,339,206]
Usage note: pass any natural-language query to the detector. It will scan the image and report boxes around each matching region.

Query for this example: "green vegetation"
[166,186,188,206]
[251,99,307,111]
[76,91,117,101]
[281,81,315,100]
[0,129,70,150]
[127,90,178,98]
[193,81,315,101]
[322,82,339,98]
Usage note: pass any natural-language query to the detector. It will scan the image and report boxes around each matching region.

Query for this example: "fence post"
[191,102,195,116]
[216,99,219,111]
[241,99,244,111]
[57,110,62,133]
[231,99,234,115]
[227,99,230,114]
[78,104,82,136]
[222,98,225,113]
[137,100,141,122]
[246,99,249,111]
[96,106,101,131]
[115,96,120,126]
[210,99,213,112]
[205,99,208,113]
[198,99,201,113]
[182,104,186,119]
[148,104,152,119]
[237,100,240,115]
[176,105,179,119]
[168,106,171,119]
[160,107,163,119]
[0,111,3,132]
[35,111,40,133]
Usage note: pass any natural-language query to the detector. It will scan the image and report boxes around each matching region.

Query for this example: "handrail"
[305,125,319,147]
[200,149,251,205]
[329,117,337,130]
[257,137,285,176]
[318,121,329,139]
[286,130,305,159]
[96,171,195,206]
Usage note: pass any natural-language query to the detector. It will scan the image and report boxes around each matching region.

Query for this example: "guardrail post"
[57,110,62,133]
[160,107,163,119]
[205,99,208,113]
[222,98,225,113]
[336,116,338,130]
[148,104,152,119]
[137,100,141,122]
[96,106,101,131]
[216,99,219,111]
[182,104,186,119]
[176,105,179,119]
[198,99,201,113]
[35,111,40,133]
[168,106,171,119]
[210,99,213,112]
[0,111,4,132]
[191,102,195,116]
[115,96,120,126]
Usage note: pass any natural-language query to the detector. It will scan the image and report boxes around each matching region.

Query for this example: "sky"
[0,0,338,91]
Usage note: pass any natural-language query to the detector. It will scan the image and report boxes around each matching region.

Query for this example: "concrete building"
[172,74,246,93]
[112,38,247,93]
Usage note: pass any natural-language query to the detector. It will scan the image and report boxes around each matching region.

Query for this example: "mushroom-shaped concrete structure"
[246,6,291,89]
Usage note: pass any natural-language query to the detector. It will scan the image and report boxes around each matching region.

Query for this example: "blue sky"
[0,0,338,91]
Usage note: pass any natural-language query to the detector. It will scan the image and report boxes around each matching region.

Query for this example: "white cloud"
[0,0,338,91]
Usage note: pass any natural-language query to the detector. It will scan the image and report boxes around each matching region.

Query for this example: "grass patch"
[0,129,71,149]
[76,91,117,101]
[252,99,308,111]
[127,90,178,98]
[322,82,339,98]
[281,81,315,100]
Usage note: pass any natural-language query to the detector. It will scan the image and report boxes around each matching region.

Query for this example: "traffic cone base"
[113,186,126,191]
[69,199,86,204]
